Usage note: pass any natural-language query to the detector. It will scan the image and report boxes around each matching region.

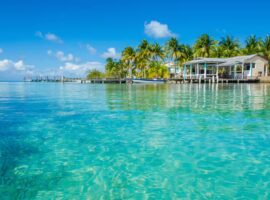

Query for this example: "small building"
[183,54,269,79]
[165,62,181,78]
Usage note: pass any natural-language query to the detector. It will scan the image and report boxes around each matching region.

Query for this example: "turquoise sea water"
[1,82,270,199]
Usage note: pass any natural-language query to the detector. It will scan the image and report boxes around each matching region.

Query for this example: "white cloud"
[32,61,103,78]
[48,50,79,62]
[36,31,63,43]
[0,57,104,80]
[0,59,10,71]
[0,59,35,73]
[0,48,3,54]
[59,61,104,76]
[144,20,176,38]
[86,44,97,55]
[101,48,120,59]
[55,51,74,62]
[45,33,63,43]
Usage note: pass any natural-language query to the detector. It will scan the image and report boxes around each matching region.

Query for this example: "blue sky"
[0,0,270,80]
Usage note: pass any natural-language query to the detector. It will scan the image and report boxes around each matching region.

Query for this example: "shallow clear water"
[1,82,270,199]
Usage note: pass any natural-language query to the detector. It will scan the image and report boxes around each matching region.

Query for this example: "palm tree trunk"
[143,68,145,78]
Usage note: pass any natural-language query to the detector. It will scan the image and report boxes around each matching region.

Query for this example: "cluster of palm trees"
[103,34,270,79]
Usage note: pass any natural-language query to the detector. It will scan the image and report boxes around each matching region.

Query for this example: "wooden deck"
[25,76,260,84]
[85,79,126,84]
[168,77,260,84]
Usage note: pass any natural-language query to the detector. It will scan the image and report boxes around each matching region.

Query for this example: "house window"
[244,63,255,70]
[244,64,250,70]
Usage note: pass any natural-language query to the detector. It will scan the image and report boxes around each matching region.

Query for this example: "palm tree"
[147,43,166,78]
[261,35,270,60]
[211,45,223,58]
[165,38,184,76]
[87,69,104,79]
[149,43,164,62]
[121,46,136,78]
[193,34,216,58]
[136,40,151,78]
[105,58,115,75]
[244,35,262,54]
[181,45,193,63]
[147,61,168,79]
[105,58,126,78]
[261,35,270,75]
[219,36,240,57]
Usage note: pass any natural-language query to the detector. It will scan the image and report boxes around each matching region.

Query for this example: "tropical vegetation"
[87,34,270,79]
[87,69,104,79]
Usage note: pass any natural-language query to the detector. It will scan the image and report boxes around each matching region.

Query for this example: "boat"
[132,78,165,84]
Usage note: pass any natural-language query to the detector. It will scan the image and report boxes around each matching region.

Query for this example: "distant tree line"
[87,34,270,79]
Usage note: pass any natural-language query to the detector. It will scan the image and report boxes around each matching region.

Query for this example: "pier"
[24,76,260,84]
[24,76,83,83]
[169,77,260,84]
[24,76,126,84]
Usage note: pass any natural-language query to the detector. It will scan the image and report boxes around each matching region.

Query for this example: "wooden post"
[190,64,192,79]
[216,63,219,82]
[184,65,186,81]
[196,63,199,78]
[250,62,253,78]
[234,64,237,79]
[204,63,207,79]
[242,63,244,79]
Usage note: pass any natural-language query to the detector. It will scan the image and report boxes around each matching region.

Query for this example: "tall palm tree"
[121,46,136,78]
[219,36,240,57]
[105,58,126,78]
[261,35,270,60]
[244,35,262,54]
[181,44,193,63]
[211,45,223,58]
[261,35,270,75]
[147,43,166,79]
[137,40,151,59]
[149,43,164,62]
[165,37,184,76]
[193,34,216,58]
[136,40,151,78]
[105,58,116,77]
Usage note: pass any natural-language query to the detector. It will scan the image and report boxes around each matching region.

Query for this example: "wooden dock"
[168,77,260,84]
[24,76,127,84]
[24,76,260,84]
[85,79,126,84]
[24,76,83,82]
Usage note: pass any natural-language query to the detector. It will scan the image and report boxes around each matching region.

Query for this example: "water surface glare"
[1,82,270,199]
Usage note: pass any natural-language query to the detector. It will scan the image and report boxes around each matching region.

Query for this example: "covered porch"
[183,62,256,80]
[182,55,266,80]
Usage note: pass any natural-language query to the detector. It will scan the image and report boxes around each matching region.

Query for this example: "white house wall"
[247,56,268,77]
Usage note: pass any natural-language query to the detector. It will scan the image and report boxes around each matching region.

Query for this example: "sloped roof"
[217,54,257,67]
[185,57,226,64]
[184,54,259,66]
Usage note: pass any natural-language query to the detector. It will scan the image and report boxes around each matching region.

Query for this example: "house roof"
[184,54,262,67]
[185,57,226,65]
[217,54,257,67]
